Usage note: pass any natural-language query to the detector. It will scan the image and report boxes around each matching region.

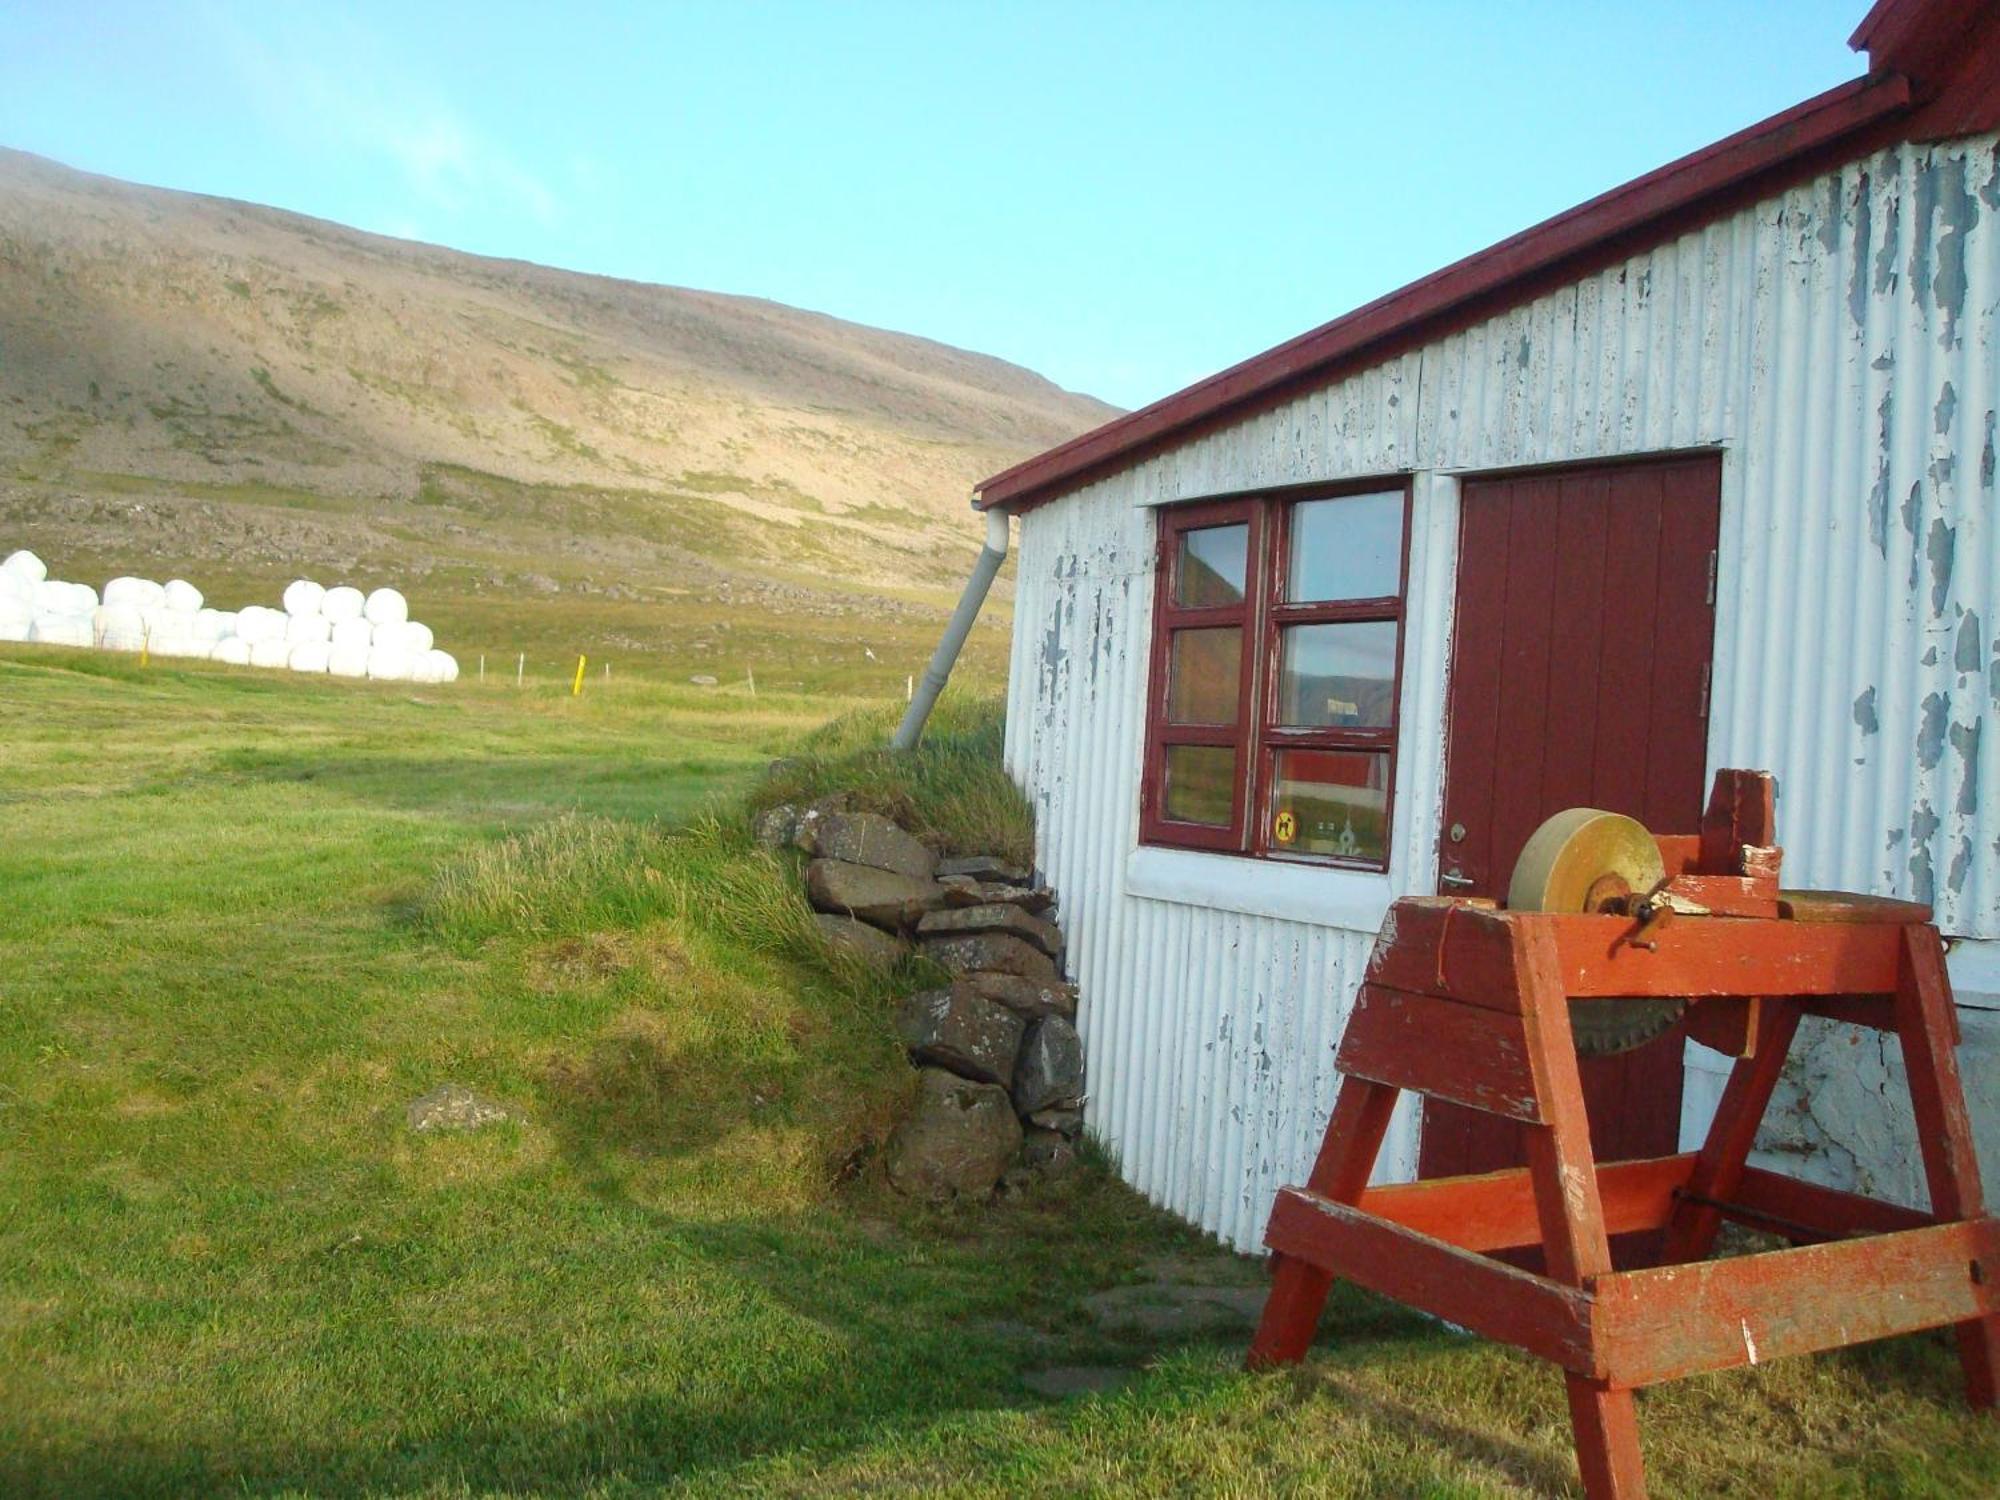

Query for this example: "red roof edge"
[975,69,1914,514]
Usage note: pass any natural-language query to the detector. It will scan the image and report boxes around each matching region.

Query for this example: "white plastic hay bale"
[327,641,369,678]
[29,610,93,646]
[0,596,31,641]
[398,620,436,655]
[0,570,28,605]
[363,587,408,627]
[329,616,373,651]
[234,605,284,644]
[285,611,332,646]
[366,645,413,681]
[248,637,291,669]
[191,608,229,642]
[323,586,365,622]
[282,578,327,617]
[93,604,147,651]
[104,577,166,609]
[3,549,48,586]
[417,648,459,684]
[152,629,206,659]
[163,578,203,613]
[35,579,97,615]
[288,640,332,674]
[210,610,239,640]
[211,637,253,666]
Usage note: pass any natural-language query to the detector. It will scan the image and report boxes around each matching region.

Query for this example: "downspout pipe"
[891,506,1010,750]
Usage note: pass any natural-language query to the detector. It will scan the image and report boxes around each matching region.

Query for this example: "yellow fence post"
[572,654,587,696]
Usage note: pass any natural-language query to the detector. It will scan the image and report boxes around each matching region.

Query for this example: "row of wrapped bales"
[1,552,459,683]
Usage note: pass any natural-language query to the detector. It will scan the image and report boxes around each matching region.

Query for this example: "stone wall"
[756,799,1083,1200]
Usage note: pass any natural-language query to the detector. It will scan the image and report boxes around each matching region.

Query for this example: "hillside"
[0,148,1116,687]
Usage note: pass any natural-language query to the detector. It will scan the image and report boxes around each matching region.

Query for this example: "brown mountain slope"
[0,149,1117,687]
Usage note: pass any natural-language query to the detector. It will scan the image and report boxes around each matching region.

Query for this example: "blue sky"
[1,2,1865,411]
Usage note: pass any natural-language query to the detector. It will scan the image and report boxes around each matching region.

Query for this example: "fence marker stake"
[479,654,486,683]
[572,654,587,697]
[517,653,525,687]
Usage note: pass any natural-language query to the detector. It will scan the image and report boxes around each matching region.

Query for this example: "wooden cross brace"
[1247,899,2000,1500]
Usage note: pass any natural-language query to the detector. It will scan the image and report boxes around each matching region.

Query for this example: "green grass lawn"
[4,643,1999,1497]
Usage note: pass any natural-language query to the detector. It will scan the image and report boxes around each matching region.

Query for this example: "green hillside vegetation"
[0,147,1117,704]
[6,644,2000,1496]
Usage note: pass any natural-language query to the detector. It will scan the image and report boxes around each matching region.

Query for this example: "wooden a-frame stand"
[1248,774,2000,1499]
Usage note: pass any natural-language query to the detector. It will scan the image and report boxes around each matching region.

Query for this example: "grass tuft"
[747,691,1034,867]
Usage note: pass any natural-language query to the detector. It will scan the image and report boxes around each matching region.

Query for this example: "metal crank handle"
[1441,870,1476,890]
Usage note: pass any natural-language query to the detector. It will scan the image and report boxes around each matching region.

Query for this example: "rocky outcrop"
[886,1068,1023,1201]
[1013,1017,1085,1116]
[896,985,1025,1088]
[768,792,1087,1201]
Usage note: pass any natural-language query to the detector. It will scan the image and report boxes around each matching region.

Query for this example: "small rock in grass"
[922,931,1058,982]
[814,812,937,880]
[406,1084,513,1134]
[917,902,1063,959]
[964,971,1076,1019]
[752,803,800,852]
[812,912,910,970]
[688,673,719,687]
[937,854,1032,885]
[895,984,1025,1088]
[1083,1282,1267,1337]
[886,1067,1022,1201]
[1021,1365,1135,1399]
[805,858,944,930]
[1013,1015,1084,1115]
[788,794,853,856]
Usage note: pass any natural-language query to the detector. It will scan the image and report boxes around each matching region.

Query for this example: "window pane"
[1165,745,1237,826]
[1168,627,1242,723]
[1277,621,1398,728]
[1269,750,1389,862]
[1288,491,1403,601]
[1176,523,1248,606]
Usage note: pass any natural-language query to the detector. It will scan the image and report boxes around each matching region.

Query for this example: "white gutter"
[891,507,1010,750]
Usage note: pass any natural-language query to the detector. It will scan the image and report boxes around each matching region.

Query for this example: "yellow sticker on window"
[1274,810,1297,844]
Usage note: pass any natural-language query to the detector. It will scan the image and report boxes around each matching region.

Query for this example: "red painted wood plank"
[1551,915,1903,997]
[1263,1187,1599,1375]
[1355,1153,1696,1252]
[1438,480,1513,898]
[1542,470,1611,823]
[1363,900,1524,1012]
[1588,466,1665,823]
[1337,985,1542,1122]
[1596,1218,2000,1388]
[1249,1076,1402,1369]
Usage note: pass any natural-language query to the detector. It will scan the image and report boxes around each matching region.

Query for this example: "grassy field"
[5,643,2000,1497]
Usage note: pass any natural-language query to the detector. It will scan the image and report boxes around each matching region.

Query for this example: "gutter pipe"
[891,506,1010,750]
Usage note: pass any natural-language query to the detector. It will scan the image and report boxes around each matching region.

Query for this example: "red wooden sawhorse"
[1247,781,2000,1498]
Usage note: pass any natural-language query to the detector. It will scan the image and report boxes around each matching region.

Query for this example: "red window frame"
[1140,477,1413,869]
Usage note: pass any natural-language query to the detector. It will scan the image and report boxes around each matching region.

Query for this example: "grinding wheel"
[1508,807,1684,1056]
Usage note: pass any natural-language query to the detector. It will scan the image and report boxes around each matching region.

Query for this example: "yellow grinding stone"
[1507,808,1665,913]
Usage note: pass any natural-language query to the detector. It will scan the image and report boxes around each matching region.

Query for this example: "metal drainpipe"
[891,506,1010,750]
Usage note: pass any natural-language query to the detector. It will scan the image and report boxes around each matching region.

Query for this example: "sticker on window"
[1273,810,1297,844]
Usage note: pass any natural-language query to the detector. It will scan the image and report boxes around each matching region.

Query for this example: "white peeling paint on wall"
[1006,131,2000,1250]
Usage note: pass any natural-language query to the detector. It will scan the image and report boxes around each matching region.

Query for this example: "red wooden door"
[1420,454,1721,1179]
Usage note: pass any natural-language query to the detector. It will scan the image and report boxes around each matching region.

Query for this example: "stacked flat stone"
[761,798,1085,1201]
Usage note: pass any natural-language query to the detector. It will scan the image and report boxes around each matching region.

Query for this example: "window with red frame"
[1141,481,1410,869]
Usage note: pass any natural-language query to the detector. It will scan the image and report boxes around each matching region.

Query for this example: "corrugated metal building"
[975,0,2000,1250]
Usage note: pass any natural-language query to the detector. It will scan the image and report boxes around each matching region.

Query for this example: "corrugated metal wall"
[1005,132,2000,1250]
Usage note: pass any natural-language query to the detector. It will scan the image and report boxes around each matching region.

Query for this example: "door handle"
[1441,869,1476,890]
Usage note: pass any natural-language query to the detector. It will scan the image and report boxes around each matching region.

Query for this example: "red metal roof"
[978,1,1995,515]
